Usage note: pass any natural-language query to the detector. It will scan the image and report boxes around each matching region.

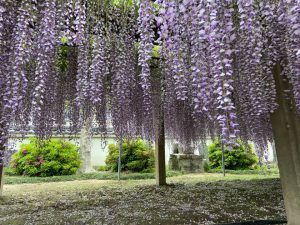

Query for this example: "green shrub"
[97,165,109,171]
[105,139,155,173]
[10,138,81,177]
[208,139,258,170]
[4,167,15,176]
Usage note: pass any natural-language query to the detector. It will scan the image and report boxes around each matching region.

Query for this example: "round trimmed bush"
[208,139,258,170]
[10,138,81,177]
[105,139,155,173]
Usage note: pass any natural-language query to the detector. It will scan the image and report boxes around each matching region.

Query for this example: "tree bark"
[0,164,3,196]
[271,64,300,225]
[155,112,166,185]
[152,59,166,186]
[118,137,123,181]
[221,142,225,177]
[0,142,5,196]
[79,116,93,173]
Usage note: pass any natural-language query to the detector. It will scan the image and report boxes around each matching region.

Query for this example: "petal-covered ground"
[0,174,286,225]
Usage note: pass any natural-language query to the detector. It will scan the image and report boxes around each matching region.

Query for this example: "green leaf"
[60,36,68,44]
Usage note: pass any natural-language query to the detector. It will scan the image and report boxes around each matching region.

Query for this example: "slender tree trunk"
[152,60,166,186]
[79,116,93,173]
[221,142,225,177]
[155,112,166,185]
[0,163,3,196]
[271,64,300,225]
[118,137,123,181]
[0,142,5,196]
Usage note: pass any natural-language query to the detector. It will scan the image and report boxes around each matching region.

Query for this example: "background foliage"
[9,138,80,177]
[105,139,155,173]
[208,139,258,170]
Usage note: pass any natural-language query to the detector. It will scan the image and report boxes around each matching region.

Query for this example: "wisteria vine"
[0,0,299,166]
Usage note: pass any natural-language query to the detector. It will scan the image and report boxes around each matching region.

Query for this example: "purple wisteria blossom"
[0,0,299,166]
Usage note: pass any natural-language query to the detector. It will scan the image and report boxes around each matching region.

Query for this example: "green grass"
[208,168,279,175]
[208,163,279,175]
[3,170,184,185]
[3,168,279,185]
[4,163,279,185]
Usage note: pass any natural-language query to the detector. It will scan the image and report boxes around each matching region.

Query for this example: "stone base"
[169,154,204,173]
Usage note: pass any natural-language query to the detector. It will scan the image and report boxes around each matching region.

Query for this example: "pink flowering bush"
[9,138,80,177]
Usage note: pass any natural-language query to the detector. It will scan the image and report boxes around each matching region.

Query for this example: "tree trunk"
[0,164,3,196]
[271,64,300,225]
[0,142,5,196]
[118,137,123,181]
[79,116,93,173]
[221,142,225,177]
[155,112,166,185]
[152,60,166,186]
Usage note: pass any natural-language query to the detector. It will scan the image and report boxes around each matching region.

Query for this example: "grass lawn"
[0,172,285,225]
[3,170,183,185]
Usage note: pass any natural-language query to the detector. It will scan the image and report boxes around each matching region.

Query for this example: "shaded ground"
[0,174,286,225]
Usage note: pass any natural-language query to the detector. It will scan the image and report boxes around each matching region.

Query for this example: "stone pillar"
[169,154,204,173]
[271,64,300,225]
[198,142,209,164]
[271,141,278,163]
[79,116,93,173]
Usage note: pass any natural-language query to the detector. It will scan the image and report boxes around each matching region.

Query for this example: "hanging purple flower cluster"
[280,1,300,112]
[0,0,17,166]
[0,0,300,166]
[31,0,57,138]
[138,0,155,139]
[155,0,299,157]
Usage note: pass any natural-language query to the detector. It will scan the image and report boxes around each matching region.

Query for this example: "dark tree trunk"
[0,164,3,196]
[151,60,166,186]
[0,141,4,196]
[271,64,300,225]
[155,111,166,185]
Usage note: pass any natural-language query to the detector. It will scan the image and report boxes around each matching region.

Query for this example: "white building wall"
[7,136,275,168]
[8,135,175,168]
